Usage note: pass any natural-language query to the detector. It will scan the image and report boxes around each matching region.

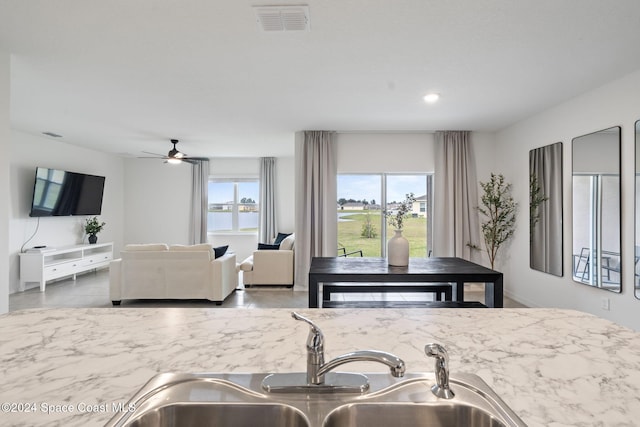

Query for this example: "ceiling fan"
[140,139,209,164]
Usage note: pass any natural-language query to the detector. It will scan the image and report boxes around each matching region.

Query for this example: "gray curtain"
[433,131,480,261]
[189,159,209,244]
[294,131,337,290]
[529,142,563,276]
[259,157,277,243]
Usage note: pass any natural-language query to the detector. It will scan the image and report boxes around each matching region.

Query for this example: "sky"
[337,174,428,204]
[209,181,259,203]
[208,175,428,205]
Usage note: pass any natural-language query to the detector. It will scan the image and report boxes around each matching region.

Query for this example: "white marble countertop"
[1,307,639,426]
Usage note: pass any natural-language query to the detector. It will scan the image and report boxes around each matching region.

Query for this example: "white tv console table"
[19,242,113,291]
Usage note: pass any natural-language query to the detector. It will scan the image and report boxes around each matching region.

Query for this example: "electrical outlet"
[601,298,610,311]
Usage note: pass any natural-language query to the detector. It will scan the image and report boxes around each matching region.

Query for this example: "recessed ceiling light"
[423,93,440,103]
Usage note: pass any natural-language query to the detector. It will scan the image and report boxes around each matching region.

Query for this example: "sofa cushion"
[258,243,280,250]
[169,243,214,260]
[279,234,295,250]
[169,243,213,251]
[125,243,169,251]
[273,232,292,245]
[213,245,229,259]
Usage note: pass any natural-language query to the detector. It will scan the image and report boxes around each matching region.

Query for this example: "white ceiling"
[2,0,640,158]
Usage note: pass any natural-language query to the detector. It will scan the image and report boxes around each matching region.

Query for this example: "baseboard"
[503,289,539,308]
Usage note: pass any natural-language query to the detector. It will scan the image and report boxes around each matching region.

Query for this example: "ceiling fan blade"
[184,156,210,161]
[137,140,209,163]
[141,151,167,157]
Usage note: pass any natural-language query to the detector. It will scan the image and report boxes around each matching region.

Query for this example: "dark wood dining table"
[308,257,504,308]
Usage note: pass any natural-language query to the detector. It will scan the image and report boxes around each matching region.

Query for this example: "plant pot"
[387,229,409,266]
[88,234,98,244]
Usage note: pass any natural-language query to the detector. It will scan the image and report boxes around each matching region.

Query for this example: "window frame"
[208,177,260,235]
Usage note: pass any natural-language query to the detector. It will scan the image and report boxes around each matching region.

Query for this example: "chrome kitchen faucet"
[261,311,406,393]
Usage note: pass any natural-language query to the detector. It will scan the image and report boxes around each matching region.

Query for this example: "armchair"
[239,234,294,287]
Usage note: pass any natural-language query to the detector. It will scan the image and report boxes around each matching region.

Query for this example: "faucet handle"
[292,312,321,332]
[292,312,324,352]
[425,343,455,399]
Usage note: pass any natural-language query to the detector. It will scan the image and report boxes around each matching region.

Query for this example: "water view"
[208,211,259,232]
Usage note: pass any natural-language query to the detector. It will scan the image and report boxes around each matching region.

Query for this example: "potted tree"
[84,216,106,244]
[476,174,517,270]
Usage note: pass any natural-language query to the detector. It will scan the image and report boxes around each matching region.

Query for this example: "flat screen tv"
[29,167,106,217]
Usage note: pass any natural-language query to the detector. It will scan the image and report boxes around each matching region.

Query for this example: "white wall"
[336,131,496,179]
[494,69,640,331]
[123,158,191,245]
[336,133,436,172]
[0,51,10,313]
[9,130,125,293]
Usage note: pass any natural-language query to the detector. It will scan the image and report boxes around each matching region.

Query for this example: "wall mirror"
[572,126,621,292]
[529,142,563,276]
[633,120,640,299]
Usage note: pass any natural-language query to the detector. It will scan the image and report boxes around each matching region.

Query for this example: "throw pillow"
[258,243,280,250]
[273,232,292,245]
[279,234,295,250]
[214,245,229,259]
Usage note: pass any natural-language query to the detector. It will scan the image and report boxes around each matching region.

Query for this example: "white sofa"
[239,234,294,287]
[109,243,237,305]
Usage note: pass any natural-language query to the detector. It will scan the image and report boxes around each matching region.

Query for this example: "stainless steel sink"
[126,403,309,427]
[106,372,527,427]
[323,403,507,427]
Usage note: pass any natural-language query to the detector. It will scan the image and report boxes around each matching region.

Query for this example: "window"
[337,173,433,257]
[208,179,259,233]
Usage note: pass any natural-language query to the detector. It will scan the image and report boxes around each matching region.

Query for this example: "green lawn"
[337,210,428,257]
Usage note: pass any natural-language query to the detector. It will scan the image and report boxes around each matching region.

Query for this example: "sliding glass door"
[337,173,432,257]
[386,174,431,257]
[337,175,382,257]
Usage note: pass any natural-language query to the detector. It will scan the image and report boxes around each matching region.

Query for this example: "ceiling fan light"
[423,93,440,103]
[167,158,182,165]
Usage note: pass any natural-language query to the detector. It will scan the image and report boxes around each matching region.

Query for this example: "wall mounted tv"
[29,167,106,217]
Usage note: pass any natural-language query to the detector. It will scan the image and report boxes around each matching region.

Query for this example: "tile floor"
[9,268,526,311]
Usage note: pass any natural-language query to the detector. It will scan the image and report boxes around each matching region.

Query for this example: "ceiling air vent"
[254,5,310,32]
